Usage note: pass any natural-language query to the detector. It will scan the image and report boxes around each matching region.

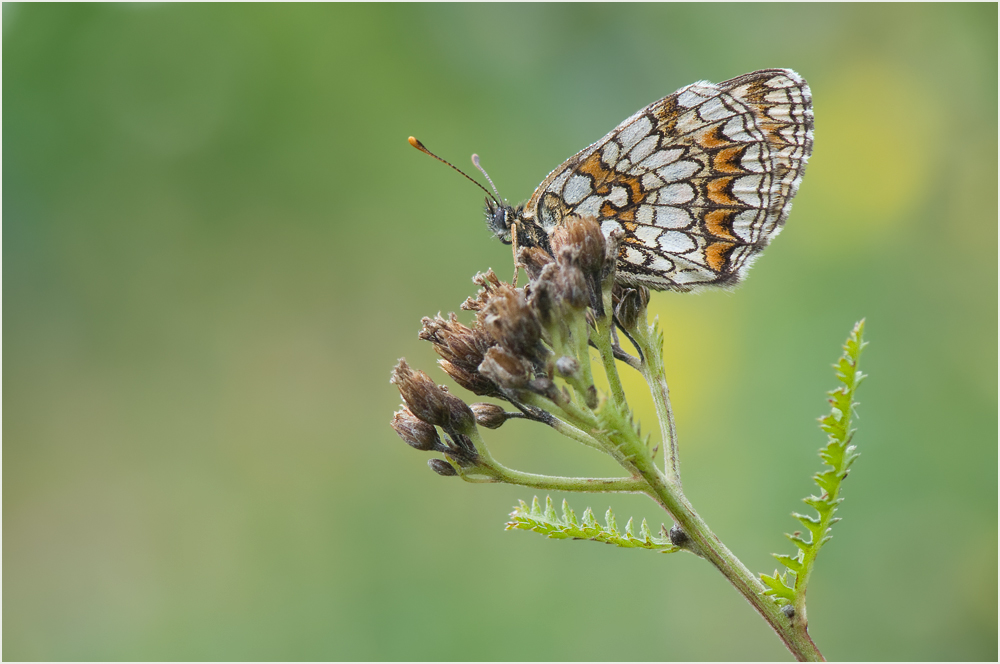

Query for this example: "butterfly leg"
[510,219,521,287]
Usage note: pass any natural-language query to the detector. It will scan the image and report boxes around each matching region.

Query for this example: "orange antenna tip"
[408,136,500,205]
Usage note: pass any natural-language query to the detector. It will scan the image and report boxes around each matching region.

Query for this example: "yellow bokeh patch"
[799,61,936,248]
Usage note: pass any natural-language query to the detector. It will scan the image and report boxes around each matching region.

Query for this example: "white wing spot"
[640,149,681,170]
[732,175,764,206]
[722,116,753,142]
[698,97,737,122]
[641,172,664,190]
[607,186,628,207]
[574,195,602,217]
[732,210,762,242]
[619,116,652,151]
[654,206,693,229]
[601,141,620,167]
[624,246,646,265]
[677,83,719,108]
[601,219,623,237]
[564,174,592,204]
[634,224,661,247]
[628,134,659,163]
[657,159,699,183]
[658,231,696,253]
[657,183,696,205]
[648,255,675,273]
[636,205,654,226]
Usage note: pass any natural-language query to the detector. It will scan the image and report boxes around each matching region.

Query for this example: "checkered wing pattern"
[523,69,814,291]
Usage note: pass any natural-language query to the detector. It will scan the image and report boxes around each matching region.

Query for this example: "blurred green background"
[4,3,996,661]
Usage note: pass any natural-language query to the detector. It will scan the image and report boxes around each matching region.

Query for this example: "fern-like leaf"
[505,496,679,553]
[761,320,867,611]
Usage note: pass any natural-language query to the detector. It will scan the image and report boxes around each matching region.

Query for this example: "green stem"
[462,428,644,492]
[485,463,646,493]
[628,316,680,484]
[569,314,597,405]
[517,393,606,453]
[519,392,639,471]
[592,313,629,411]
[630,455,824,661]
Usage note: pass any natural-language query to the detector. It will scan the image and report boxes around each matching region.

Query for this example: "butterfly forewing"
[522,69,814,292]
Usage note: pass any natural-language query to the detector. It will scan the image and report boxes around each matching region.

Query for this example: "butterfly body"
[487,68,814,292]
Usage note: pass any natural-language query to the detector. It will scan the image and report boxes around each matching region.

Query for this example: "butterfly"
[411,68,813,292]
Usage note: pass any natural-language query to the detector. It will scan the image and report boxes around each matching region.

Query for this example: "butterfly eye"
[483,199,512,242]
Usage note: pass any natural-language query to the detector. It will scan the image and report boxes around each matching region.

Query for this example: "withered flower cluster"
[391,214,651,478]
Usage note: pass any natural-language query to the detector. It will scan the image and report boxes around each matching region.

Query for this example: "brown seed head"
[555,258,590,311]
[470,402,508,429]
[527,270,557,328]
[462,269,513,312]
[478,346,532,391]
[480,288,544,361]
[420,313,501,397]
[550,215,607,278]
[427,458,458,477]
[390,359,475,433]
[391,407,442,451]
[612,283,650,330]
[517,246,554,281]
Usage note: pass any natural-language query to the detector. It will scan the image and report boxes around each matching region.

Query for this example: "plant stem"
[486,462,646,493]
[592,313,629,411]
[630,448,823,660]
[627,316,681,484]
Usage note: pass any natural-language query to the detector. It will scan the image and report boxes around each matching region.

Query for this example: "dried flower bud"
[550,215,606,279]
[390,359,475,433]
[480,289,544,361]
[444,433,480,466]
[604,227,625,278]
[391,407,441,451]
[478,346,532,391]
[420,314,502,398]
[555,258,590,311]
[470,402,508,429]
[527,273,557,329]
[613,284,650,330]
[427,458,458,477]
[517,246,554,281]
[462,269,512,312]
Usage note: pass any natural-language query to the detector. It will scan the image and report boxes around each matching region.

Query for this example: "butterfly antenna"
[408,136,499,206]
[471,154,503,202]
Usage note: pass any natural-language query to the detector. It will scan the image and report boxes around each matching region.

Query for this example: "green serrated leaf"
[774,553,803,572]
[505,496,678,553]
[544,496,558,522]
[562,499,578,526]
[761,321,867,611]
[639,518,652,543]
[760,571,796,602]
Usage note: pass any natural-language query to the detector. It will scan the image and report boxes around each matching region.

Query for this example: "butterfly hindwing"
[522,69,814,292]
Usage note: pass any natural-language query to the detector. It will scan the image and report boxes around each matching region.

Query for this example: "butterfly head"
[483,198,519,243]
[407,136,549,252]
[484,198,550,253]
